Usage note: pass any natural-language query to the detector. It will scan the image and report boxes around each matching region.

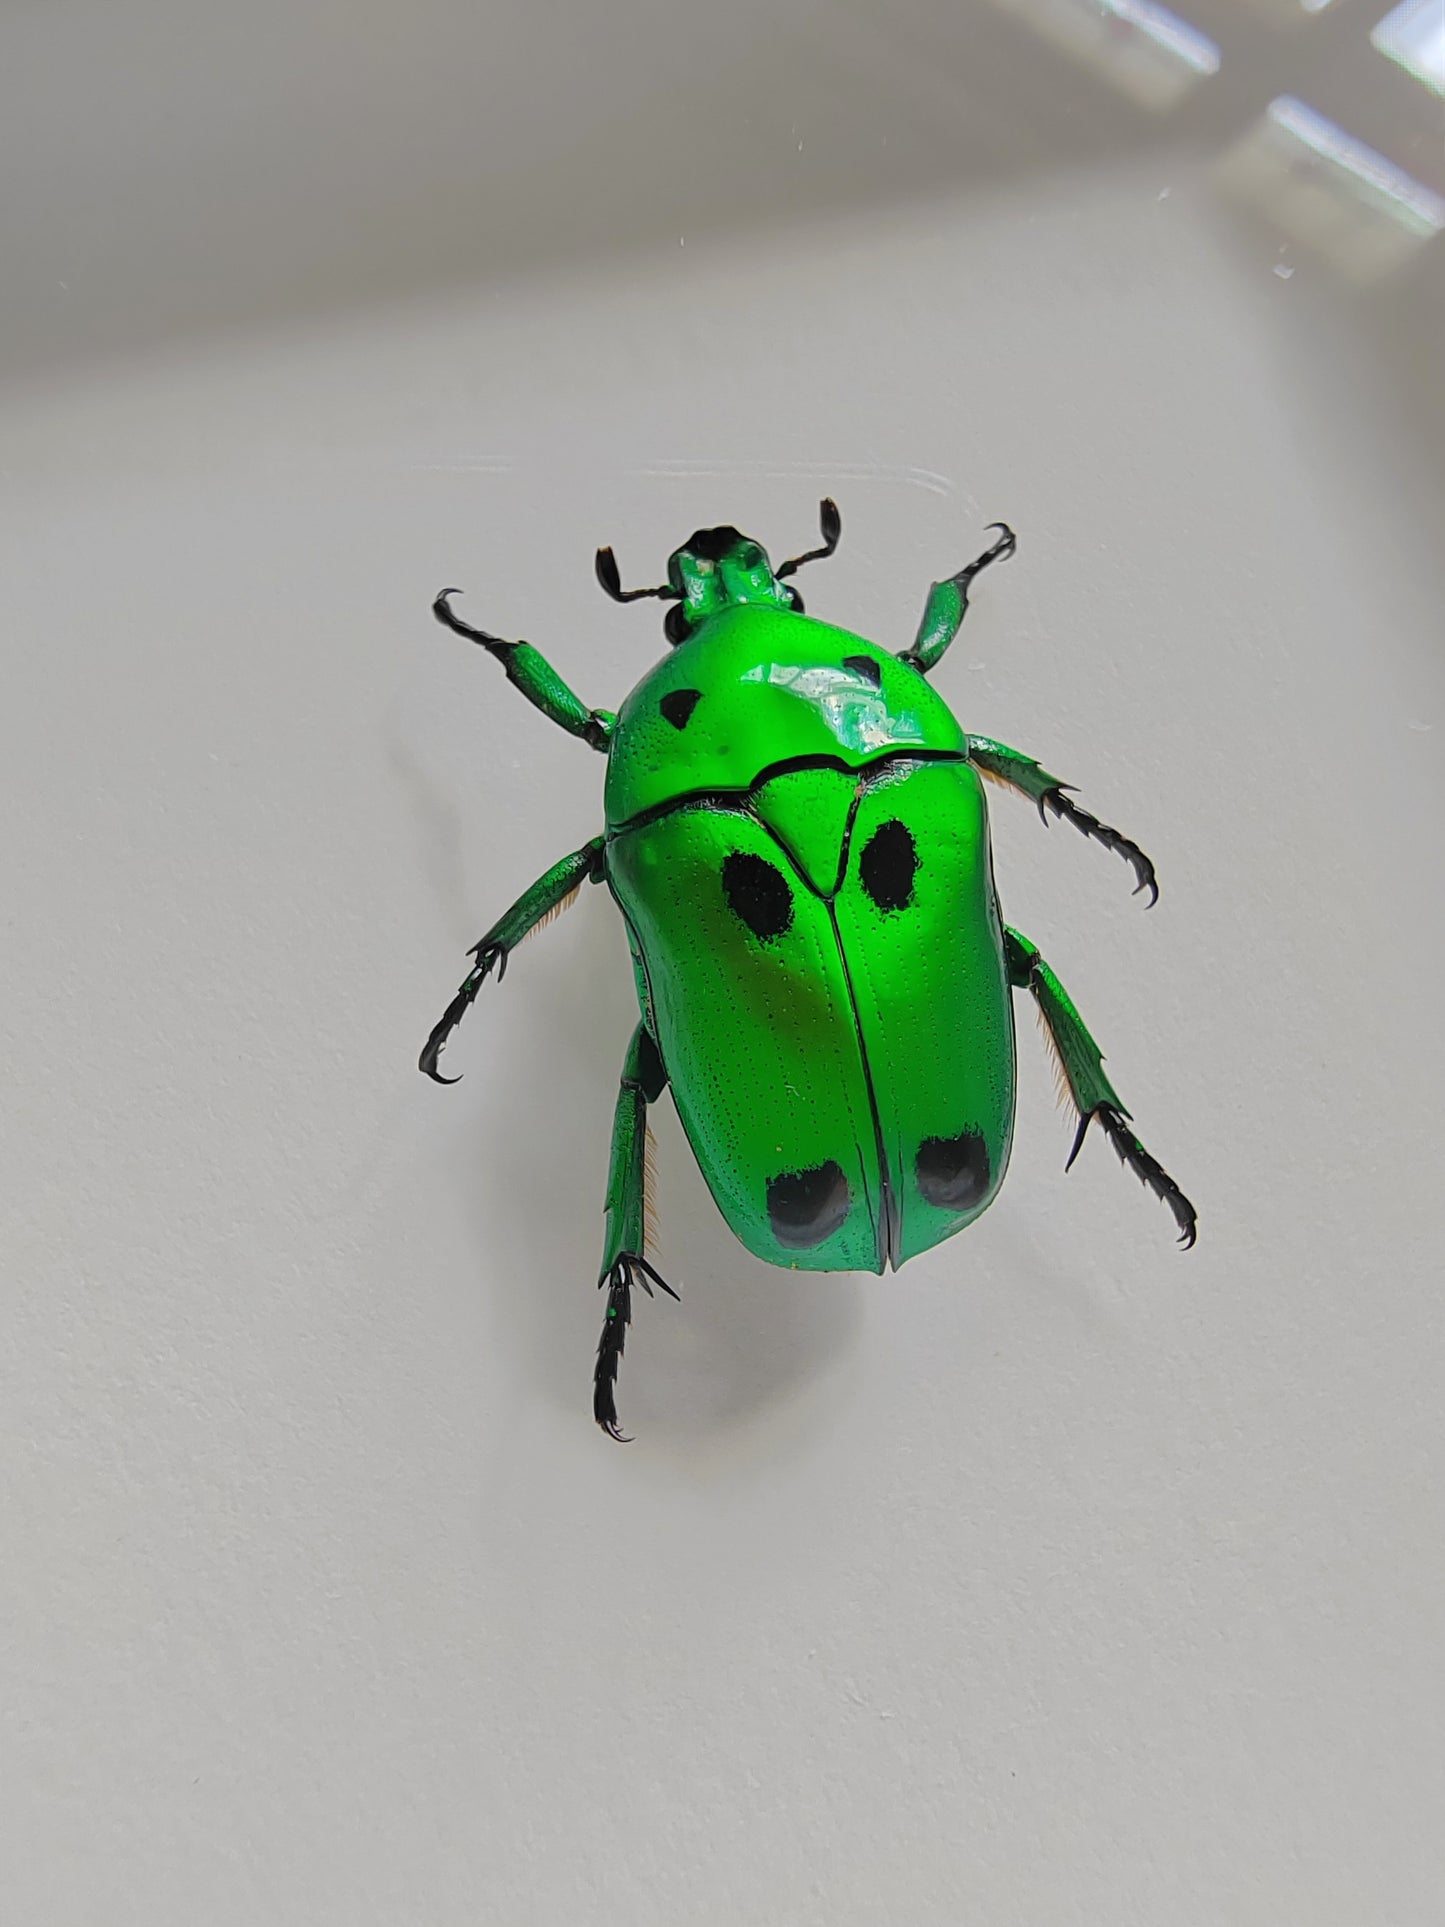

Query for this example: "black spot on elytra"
[660,688,702,729]
[768,1161,851,1249]
[843,653,882,687]
[721,852,793,941]
[916,1131,991,1212]
[860,819,917,912]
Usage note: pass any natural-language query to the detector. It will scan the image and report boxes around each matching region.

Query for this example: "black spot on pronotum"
[660,688,702,730]
[860,819,917,912]
[916,1131,991,1212]
[721,852,793,941]
[842,653,882,688]
[768,1161,851,1249]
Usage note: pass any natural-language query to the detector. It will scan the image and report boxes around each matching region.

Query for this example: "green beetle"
[422,503,1196,1438]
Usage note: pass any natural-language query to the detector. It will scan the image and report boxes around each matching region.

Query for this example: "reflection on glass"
[1216,94,1445,281]
[1233,0,1334,25]
[988,0,1221,109]
[1371,0,1445,96]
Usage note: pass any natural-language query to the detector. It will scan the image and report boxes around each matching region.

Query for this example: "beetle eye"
[737,543,763,570]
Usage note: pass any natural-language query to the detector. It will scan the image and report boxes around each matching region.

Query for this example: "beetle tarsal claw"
[593,1261,635,1441]
[432,587,514,657]
[1074,1103,1199,1251]
[1042,787,1159,907]
[417,945,505,1082]
[593,1253,679,1441]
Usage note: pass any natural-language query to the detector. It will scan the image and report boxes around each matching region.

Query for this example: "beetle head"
[595,499,841,645]
[661,527,796,642]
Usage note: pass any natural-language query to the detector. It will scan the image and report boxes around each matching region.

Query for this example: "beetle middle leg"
[419,836,605,1082]
[594,1024,676,1441]
[899,521,1016,675]
[1004,927,1197,1249]
[967,737,1158,906]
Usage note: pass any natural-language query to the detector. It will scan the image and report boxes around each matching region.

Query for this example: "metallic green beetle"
[422,503,1196,1438]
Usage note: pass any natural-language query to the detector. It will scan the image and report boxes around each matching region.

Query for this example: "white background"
[3,3,1443,1922]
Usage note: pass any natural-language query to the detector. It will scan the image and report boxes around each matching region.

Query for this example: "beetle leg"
[1004,927,1197,1249]
[775,497,843,580]
[899,521,1016,675]
[967,737,1158,906]
[433,589,616,750]
[419,837,605,1082]
[595,1025,675,1441]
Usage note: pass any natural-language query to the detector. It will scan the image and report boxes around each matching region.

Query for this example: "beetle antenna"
[776,497,842,580]
[595,546,678,604]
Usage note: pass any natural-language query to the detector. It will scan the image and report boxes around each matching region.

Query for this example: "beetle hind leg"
[595,1253,678,1443]
[1005,927,1197,1249]
[1068,1103,1197,1250]
[594,1026,676,1441]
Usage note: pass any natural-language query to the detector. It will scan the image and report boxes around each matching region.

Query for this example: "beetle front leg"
[433,589,616,750]
[419,837,605,1082]
[1004,927,1197,1249]
[968,737,1158,906]
[899,521,1016,675]
[595,1024,676,1442]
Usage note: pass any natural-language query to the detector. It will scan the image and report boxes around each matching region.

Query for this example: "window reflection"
[987,0,1221,110]
[1217,95,1445,281]
[1371,0,1445,96]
